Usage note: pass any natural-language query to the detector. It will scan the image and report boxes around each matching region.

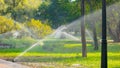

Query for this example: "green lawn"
[0,38,120,68]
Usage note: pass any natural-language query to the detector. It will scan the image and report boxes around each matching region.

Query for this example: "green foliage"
[0,0,7,14]
[25,19,53,39]
[0,0,119,28]
[0,16,52,39]
[35,0,120,28]
[0,0,42,22]
[0,37,36,49]
[35,0,81,28]
[0,16,14,33]
[0,16,21,34]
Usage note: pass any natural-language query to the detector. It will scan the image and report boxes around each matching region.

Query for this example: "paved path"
[0,59,29,68]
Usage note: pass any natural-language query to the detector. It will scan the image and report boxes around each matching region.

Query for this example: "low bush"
[25,19,53,39]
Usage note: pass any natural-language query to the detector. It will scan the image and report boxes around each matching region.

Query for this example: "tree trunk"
[92,23,99,50]
[81,0,87,57]
[13,0,16,21]
[87,0,99,50]
[115,22,120,42]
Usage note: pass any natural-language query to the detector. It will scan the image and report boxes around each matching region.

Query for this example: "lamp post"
[101,0,107,68]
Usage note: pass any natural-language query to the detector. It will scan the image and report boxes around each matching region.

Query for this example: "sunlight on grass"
[0,38,119,68]
[64,43,91,48]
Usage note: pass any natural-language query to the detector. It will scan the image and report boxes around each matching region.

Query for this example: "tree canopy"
[0,0,120,41]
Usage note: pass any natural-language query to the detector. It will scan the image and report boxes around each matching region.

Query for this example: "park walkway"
[0,59,29,68]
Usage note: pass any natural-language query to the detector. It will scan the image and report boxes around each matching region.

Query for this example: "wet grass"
[0,39,120,68]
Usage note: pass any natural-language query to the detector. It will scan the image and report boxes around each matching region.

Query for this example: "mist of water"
[14,2,120,61]
[13,22,38,39]
[13,26,66,61]
[14,39,44,61]
[13,31,20,38]
[62,32,80,41]
[85,29,93,41]
[50,25,67,38]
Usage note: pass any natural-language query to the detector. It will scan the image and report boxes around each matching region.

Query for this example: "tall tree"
[87,0,99,50]
[1,0,42,22]
[35,0,81,28]
[81,0,87,57]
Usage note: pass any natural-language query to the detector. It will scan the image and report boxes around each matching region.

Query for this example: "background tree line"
[0,0,120,42]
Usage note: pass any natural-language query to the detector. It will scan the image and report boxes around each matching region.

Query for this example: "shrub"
[25,19,53,39]
[0,38,36,48]
[0,16,21,34]
[0,16,14,34]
